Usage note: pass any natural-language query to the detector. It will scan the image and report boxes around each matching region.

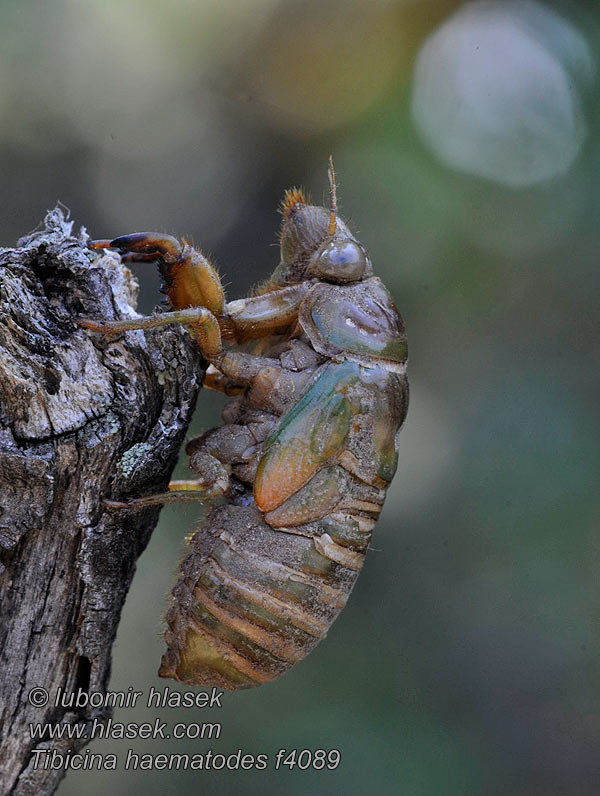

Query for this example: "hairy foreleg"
[89,233,308,344]
[90,234,224,316]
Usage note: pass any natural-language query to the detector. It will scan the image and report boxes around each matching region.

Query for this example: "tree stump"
[0,209,203,795]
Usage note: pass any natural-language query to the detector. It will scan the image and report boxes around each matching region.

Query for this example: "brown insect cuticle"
[83,163,408,689]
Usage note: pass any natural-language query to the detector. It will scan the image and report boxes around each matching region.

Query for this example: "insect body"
[84,163,408,689]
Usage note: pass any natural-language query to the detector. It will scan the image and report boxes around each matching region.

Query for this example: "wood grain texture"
[0,209,203,795]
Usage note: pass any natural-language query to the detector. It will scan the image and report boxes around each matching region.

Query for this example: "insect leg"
[103,485,210,510]
[221,284,308,343]
[90,233,225,316]
[78,307,208,336]
[202,366,246,396]
[104,444,234,511]
[183,423,258,489]
[90,233,181,258]
[89,234,307,347]
[105,417,267,512]
[81,306,223,363]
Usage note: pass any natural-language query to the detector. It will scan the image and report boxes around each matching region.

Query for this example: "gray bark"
[0,209,202,794]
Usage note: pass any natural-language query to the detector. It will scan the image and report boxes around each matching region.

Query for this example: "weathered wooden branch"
[0,209,203,795]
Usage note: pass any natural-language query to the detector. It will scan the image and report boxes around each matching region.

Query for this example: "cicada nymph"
[83,161,408,689]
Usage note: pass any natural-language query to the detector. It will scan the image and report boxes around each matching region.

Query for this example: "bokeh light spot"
[411,1,594,187]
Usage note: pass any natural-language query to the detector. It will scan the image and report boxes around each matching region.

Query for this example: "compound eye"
[311,240,368,283]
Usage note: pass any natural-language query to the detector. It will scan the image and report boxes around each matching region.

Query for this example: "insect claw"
[109,232,155,250]
[88,239,113,250]
[89,233,182,263]
[110,233,181,259]
[120,252,160,263]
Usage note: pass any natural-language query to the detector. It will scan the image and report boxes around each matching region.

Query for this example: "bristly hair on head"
[279,187,308,221]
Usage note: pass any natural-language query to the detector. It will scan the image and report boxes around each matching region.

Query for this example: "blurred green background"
[2,0,599,794]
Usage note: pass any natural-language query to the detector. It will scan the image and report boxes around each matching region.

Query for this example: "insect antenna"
[327,155,337,238]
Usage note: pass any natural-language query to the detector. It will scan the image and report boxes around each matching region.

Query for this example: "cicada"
[83,160,408,689]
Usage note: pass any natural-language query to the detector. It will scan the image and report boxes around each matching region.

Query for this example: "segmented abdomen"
[160,363,408,689]
[159,502,365,689]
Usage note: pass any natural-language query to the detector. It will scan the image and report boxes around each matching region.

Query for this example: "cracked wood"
[0,209,203,795]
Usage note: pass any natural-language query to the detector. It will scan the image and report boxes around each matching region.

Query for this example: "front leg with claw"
[84,231,308,507]
[86,233,308,358]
